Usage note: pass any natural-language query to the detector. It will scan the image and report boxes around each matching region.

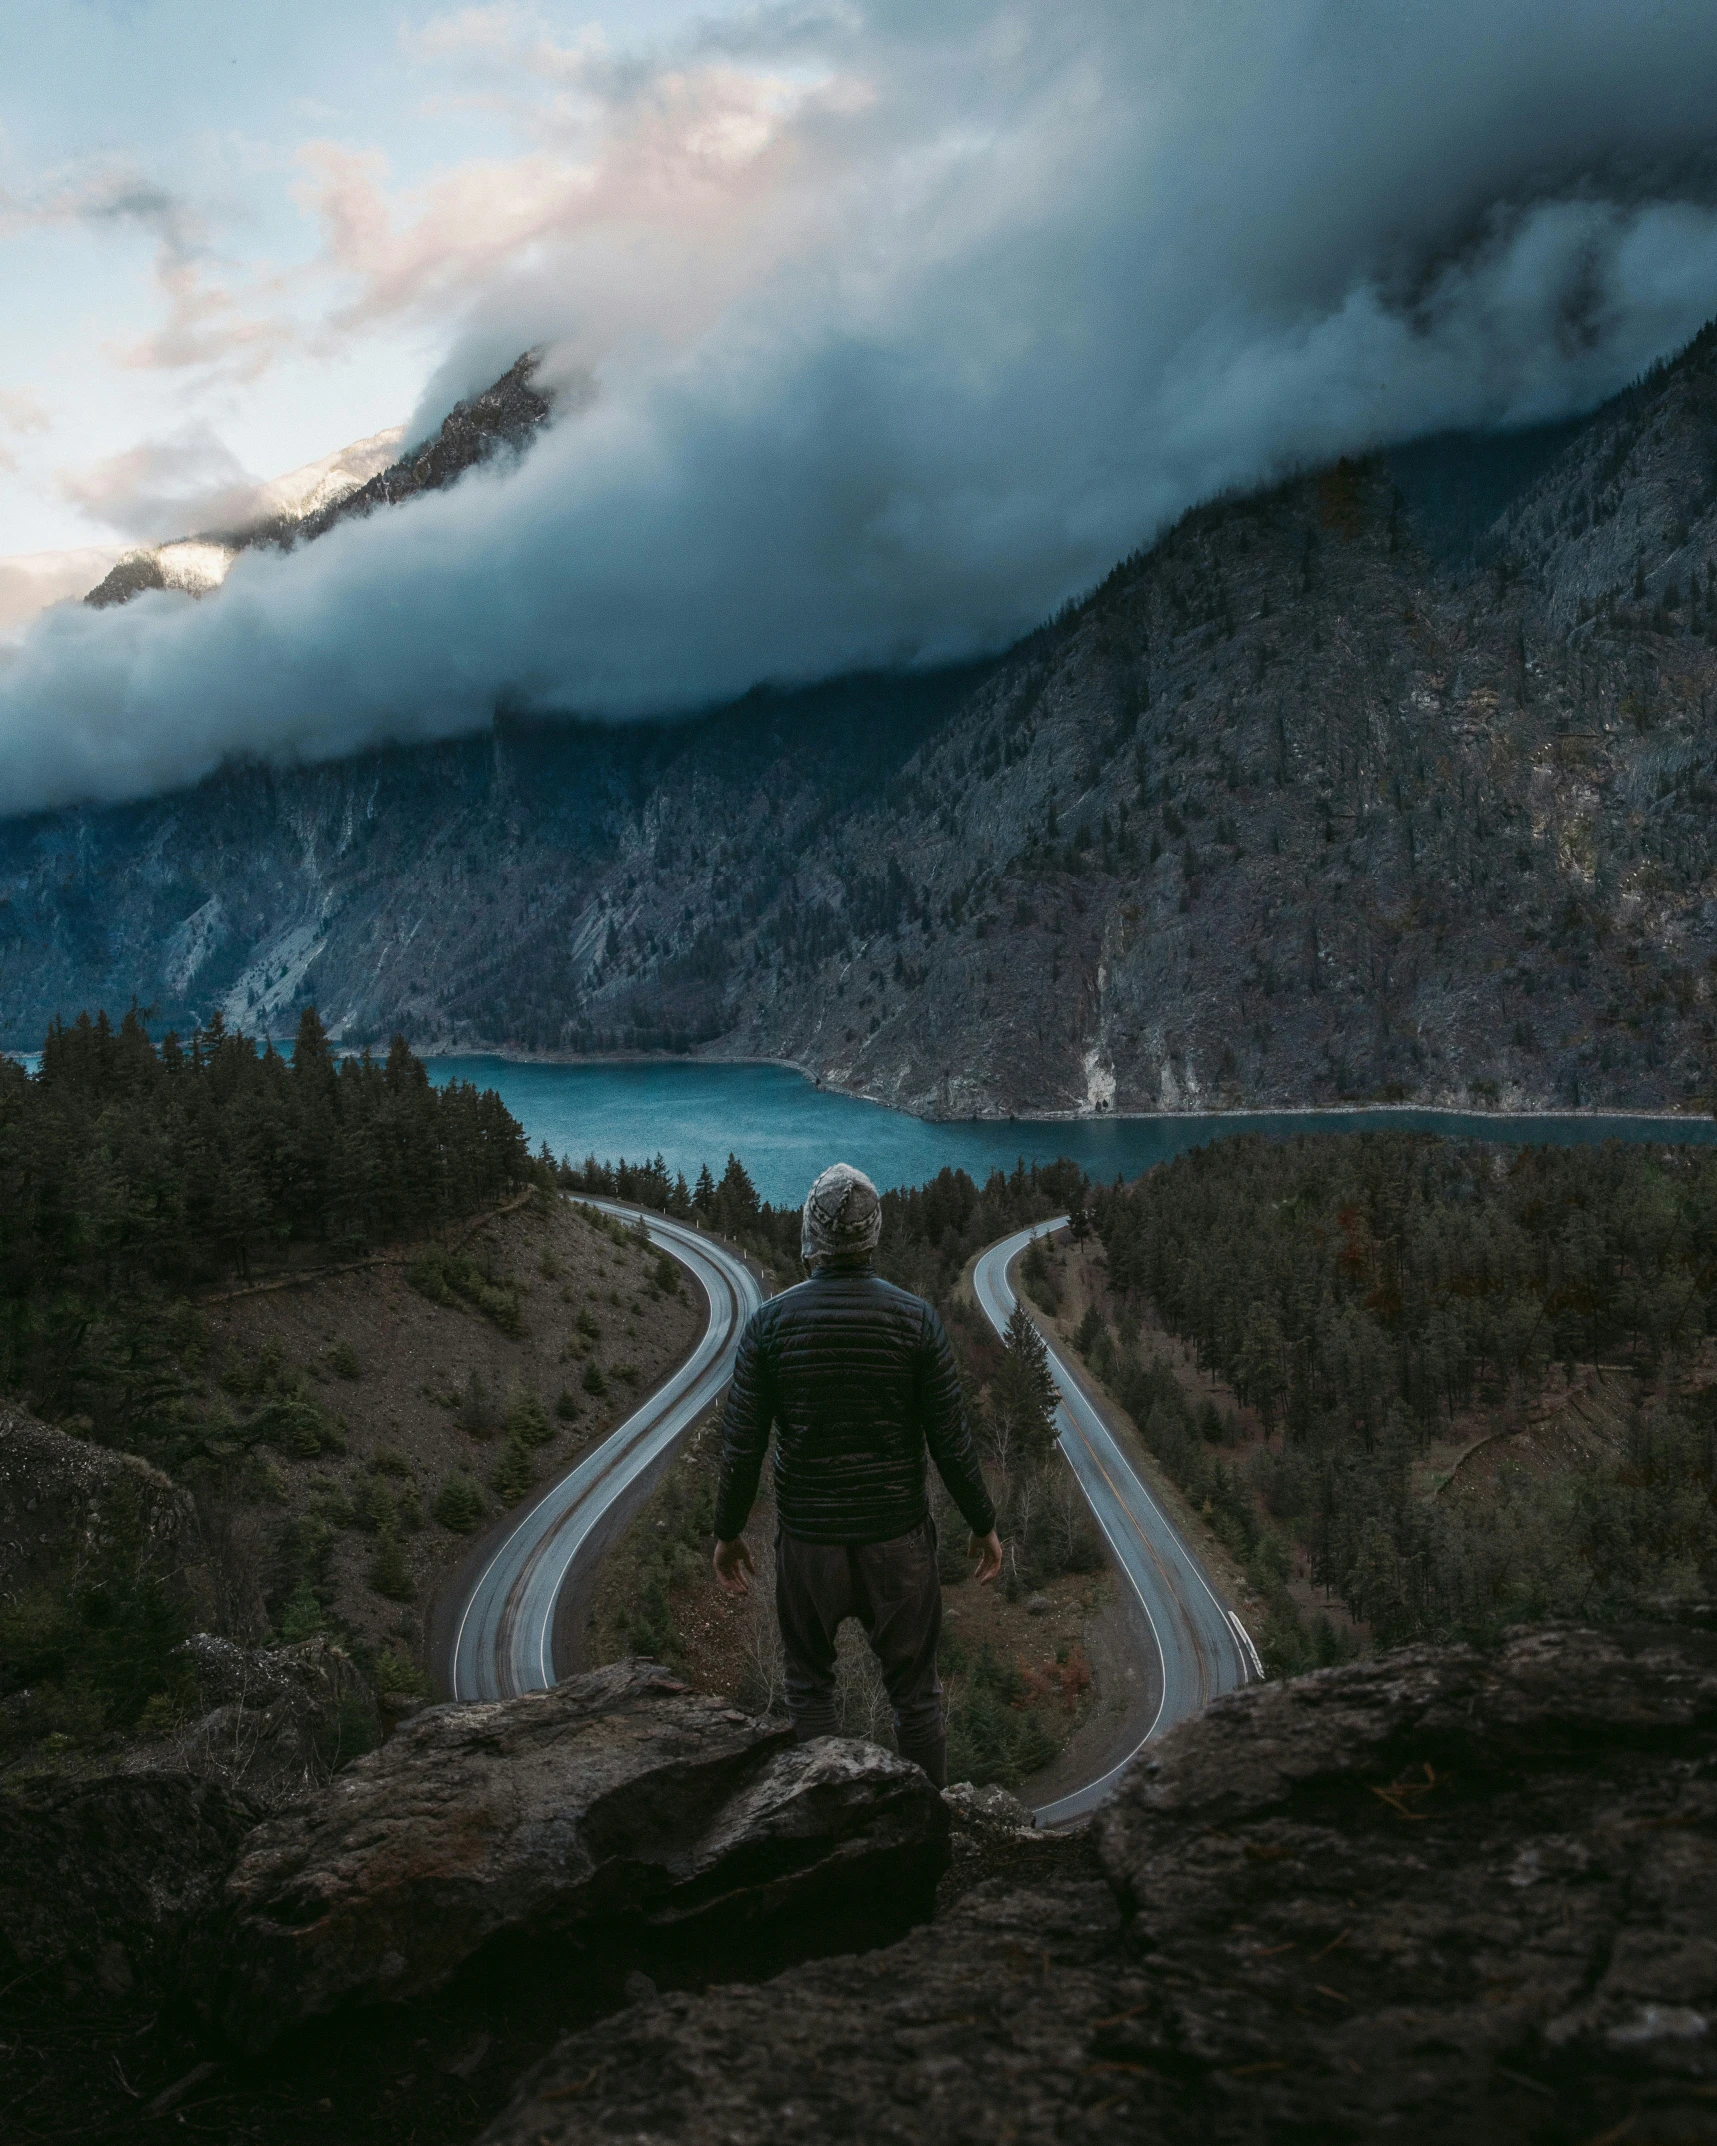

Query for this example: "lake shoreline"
[413,1057,1717,1206]
[415,1044,1711,1133]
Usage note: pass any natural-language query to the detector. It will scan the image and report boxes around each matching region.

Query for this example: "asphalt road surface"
[972,1218,1259,1825]
[449,1198,765,1702]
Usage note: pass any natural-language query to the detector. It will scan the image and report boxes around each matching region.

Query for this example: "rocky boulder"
[1094,1622,1717,2128]
[158,1633,379,1808]
[480,1626,1717,2145]
[0,1635,370,2010]
[217,1660,947,2052]
[0,1405,192,1605]
[0,1771,260,2006]
[943,1780,1037,1834]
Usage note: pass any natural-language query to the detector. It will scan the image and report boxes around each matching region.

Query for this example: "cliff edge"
[486,1626,1717,2145]
[2,1626,1712,2143]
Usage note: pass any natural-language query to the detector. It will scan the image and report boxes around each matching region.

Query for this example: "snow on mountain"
[248,428,405,528]
[154,541,242,596]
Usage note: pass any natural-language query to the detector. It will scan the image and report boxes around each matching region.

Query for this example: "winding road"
[972,1219,1258,1825]
[446,1196,1255,1826]
[448,1200,764,1702]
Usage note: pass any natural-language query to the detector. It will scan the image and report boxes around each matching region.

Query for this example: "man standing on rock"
[711,1161,1004,1788]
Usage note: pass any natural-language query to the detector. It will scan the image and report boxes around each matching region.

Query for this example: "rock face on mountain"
[82,549,169,609]
[16,328,1717,1114]
[289,352,551,546]
[483,1626,1717,2146]
[217,1659,947,2052]
[0,1403,379,1794]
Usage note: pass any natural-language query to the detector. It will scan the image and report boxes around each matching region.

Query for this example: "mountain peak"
[82,352,552,611]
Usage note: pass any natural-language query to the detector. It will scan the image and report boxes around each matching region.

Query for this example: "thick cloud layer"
[8,0,1717,817]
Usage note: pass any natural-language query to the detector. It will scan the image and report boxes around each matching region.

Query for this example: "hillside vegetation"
[0,1005,528,1453]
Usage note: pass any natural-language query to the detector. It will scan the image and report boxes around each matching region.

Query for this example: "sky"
[0,0,712,554]
[4,0,1717,816]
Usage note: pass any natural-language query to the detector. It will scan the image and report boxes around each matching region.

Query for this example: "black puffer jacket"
[713,1262,996,1546]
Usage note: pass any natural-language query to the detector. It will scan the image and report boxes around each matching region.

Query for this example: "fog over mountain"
[7,0,1717,818]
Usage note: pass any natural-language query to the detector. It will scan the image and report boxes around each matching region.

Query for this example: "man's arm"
[917,1304,997,1539]
[712,1306,774,1581]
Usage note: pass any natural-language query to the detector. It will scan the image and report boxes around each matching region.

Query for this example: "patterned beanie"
[801,1162,883,1267]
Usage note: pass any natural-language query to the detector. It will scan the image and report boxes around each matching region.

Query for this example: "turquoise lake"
[419,1056,1717,1208]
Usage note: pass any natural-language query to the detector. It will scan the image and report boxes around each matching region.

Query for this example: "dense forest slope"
[12,326,1717,1113]
[1082,1130,1717,1666]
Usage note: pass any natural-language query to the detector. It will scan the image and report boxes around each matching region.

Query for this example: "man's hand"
[713,1537,756,1597]
[967,1529,1003,1584]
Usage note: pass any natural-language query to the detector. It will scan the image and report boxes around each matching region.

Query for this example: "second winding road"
[972,1219,1258,1824]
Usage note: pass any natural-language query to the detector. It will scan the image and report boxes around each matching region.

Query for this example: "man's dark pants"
[774,1519,946,1787]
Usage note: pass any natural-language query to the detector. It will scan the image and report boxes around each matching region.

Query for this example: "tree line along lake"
[418,1056,1717,1206]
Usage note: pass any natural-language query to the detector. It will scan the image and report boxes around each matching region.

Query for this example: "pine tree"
[433,1472,485,1533]
[993,1303,1059,1465]
[505,1380,552,1448]
[490,1440,535,1503]
[279,1578,330,1640]
[368,1527,415,1601]
[458,1370,496,1438]
[356,1477,397,1534]
[293,1004,337,1085]
[716,1153,760,1231]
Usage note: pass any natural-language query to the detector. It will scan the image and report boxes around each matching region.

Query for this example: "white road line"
[1229,1610,1265,1680]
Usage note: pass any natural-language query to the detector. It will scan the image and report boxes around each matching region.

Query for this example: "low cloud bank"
[7,0,1717,817]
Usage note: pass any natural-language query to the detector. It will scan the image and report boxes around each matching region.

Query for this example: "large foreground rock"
[482,1627,1717,2145]
[1100,1621,1717,2085]
[218,1659,946,2051]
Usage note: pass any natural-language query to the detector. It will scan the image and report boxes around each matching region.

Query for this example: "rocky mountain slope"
[11,328,1717,1115]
